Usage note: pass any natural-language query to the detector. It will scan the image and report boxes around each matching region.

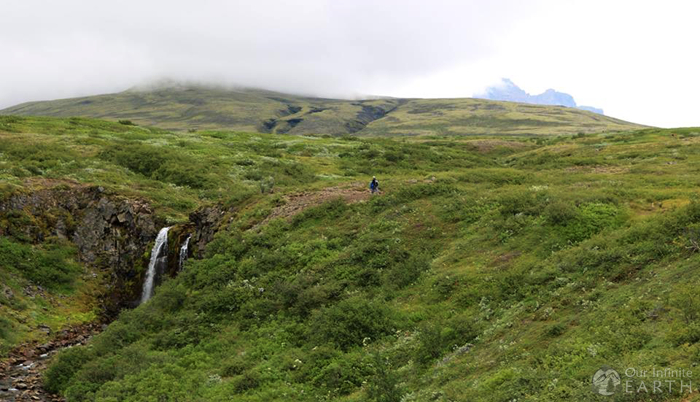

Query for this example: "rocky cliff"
[0,182,229,316]
[0,183,160,315]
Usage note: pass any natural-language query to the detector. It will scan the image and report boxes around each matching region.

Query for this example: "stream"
[0,323,102,402]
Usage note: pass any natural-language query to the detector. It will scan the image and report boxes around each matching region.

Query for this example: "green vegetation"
[3,115,700,400]
[0,84,644,136]
[0,236,98,355]
[0,237,81,292]
[361,98,642,136]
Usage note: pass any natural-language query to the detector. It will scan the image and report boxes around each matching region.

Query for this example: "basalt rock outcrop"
[0,183,231,398]
[0,184,161,315]
[187,205,226,258]
[0,182,230,315]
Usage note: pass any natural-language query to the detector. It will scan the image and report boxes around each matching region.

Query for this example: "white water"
[179,235,191,271]
[139,227,170,304]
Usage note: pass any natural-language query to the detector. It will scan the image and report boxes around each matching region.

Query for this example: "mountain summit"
[477,78,604,115]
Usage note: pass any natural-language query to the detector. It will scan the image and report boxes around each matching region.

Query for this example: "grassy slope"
[0,85,644,136]
[0,115,357,353]
[0,237,101,356]
[0,87,400,135]
[363,98,641,136]
[3,116,700,401]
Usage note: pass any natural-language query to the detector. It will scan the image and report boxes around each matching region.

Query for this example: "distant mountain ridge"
[0,82,642,135]
[477,78,604,115]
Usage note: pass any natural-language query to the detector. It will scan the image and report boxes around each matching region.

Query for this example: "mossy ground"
[0,237,101,355]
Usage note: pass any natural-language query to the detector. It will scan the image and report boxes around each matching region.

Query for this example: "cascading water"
[139,227,170,304]
[179,235,191,271]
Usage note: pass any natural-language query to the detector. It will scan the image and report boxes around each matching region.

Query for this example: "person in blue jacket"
[369,176,379,194]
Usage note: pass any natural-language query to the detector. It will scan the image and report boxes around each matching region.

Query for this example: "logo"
[592,366,621,396]
[591,364,692,395]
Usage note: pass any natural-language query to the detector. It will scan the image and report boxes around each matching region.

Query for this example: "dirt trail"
[464,139,530,153]
[253,182,372,230]
[0,323,102,402]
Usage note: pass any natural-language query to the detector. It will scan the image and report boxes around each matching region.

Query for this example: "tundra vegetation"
[1,115,700,400]
[0,86,643,136]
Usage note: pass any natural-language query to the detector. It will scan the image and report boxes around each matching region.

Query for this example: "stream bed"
[0,323,102,402]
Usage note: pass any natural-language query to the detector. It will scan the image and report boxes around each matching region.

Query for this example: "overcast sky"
[1,0,698,127]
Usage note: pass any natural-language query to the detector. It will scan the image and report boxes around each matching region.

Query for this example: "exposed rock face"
[0,184,160,314]
[0,184,230,398]
[0,182,230,316]
[73,195,157,267]
[188,205,227,258]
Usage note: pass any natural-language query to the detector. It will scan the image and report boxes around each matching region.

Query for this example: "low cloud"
[0,0,529,106]
[3,0,700,127]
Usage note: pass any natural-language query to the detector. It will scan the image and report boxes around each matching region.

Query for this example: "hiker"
[369,176,379,194]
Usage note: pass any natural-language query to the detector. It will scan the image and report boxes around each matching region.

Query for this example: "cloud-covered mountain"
[0,83,644,136]
[476,78,604,115]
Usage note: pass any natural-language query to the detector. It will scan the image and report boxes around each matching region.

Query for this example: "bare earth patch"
[565,165,630,174]
[23,177,83,190]
[489,251,522,269]
[464,139,529,153]
[630,198,690,217]
[253,182,371,229]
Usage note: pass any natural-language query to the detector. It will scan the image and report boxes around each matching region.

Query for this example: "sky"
[1,0,698,128]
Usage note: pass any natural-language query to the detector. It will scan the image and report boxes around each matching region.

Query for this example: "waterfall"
[179,235,191,271]
[139,227,170,304]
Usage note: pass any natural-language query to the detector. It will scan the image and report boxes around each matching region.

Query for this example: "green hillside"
[2,115,700,401]
[0,85,644,136]
[362,97,642,136]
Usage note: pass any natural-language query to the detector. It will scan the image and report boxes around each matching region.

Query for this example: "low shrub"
[560,202,621,243]
[44,346,94,394]
[545,323,566,337]
[365,354,403,402]
[382,252,431,290]
[414,315,478,367]
[0,238,81,292]
[310,297,397,351]
[544,200,578,225]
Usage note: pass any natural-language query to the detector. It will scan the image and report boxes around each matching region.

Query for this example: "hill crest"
[0,84,644,136]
